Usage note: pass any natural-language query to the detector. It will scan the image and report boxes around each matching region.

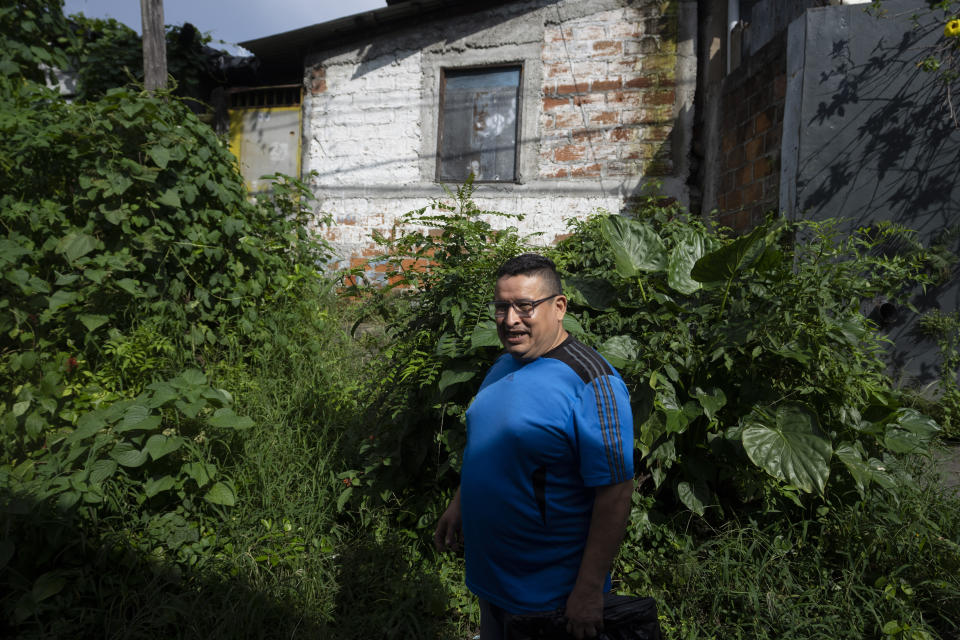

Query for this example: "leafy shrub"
[348,187,941,528]
[556,196,940,517]
[343,180,533,521]
[0,40,334,633]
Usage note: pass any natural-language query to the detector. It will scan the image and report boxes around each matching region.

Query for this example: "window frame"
[435,62,524,184]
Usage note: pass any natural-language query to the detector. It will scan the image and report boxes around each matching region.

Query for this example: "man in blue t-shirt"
[434,254,634,640]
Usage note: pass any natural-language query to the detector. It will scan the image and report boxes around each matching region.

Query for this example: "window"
[436,66,521,183]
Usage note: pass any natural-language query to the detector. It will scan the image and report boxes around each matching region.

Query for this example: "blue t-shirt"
[461,336,634,613]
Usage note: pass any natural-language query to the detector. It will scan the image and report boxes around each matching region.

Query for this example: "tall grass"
[617,452,960,639]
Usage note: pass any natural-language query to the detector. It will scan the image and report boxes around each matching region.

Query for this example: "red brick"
[609,127,635,142]
[774,73,787,100]
[543,97,569,111]
[570,163,602,177]
[754,109,772,134]
[643,89,675,105]
[725,189,742,209]
[753,156,773,179]
[590,111,619,125]
[726,144,744,169]
[606,91,633,104]
[609,23,641,39]
[556,82,585,95]
[744,137,764,162]
[591,78,623,92]
[733,210,751,231]
[593,40,623,55]
[309,67,326,95]
[656,73,676,87]
[571,129,604,142]
[551,112,580,129]
[742,181,762,203]
[737,164,753,187]
[554,144,586,162]
[624,76,655,90]
[648,125,671,141]
[545,168,569,178]
[721,132,736,153]
[544,63,571,78]
[573,94,603,106]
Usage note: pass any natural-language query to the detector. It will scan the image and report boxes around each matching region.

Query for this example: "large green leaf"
[204,481,236,506]
[667,232,708,294]
[77,313,109,332]
[677,479,710,516]
[564,276,616,310]
[182,461,217,488]
[599,335,639,369]
[143,434,184,460]
[47,289,79,311]
[144,474,177,497]
[31,572,67,603]
[438,365,476,392]
[883,408,940,454]
[690,226,766,283]
[67,410,105,443]
[208,408,254,430]
[562,313,584,336]
[55,232,97,263]
[601,215,667,278]
[693,386,727,422]
[833,442,896,492]
[110,442,148,467]
[88,459,117,485]
[470,319,501,349]
[741,405,832,494]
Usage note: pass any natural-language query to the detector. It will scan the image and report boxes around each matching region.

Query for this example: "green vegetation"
[2,3,959,639]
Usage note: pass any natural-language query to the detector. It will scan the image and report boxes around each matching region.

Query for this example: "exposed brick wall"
[715,33,786,232]
[540,4,678,180]
[298,0,690,270]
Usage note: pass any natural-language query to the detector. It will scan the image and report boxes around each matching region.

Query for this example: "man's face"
[494,273,568,362]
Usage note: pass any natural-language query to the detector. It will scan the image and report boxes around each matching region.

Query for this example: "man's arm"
[565,478,634,639]
[433,486,462,552]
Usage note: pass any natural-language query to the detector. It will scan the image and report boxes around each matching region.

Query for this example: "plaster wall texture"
[300,0,695,267]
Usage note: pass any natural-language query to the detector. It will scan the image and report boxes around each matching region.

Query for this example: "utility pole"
[140,0,167,91]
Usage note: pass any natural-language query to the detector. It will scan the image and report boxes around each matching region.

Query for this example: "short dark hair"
[496,253,562,296]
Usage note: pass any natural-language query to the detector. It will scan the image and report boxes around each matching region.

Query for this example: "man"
[434,253,634,640]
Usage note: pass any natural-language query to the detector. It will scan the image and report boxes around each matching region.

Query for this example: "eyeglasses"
[489,295,559,318]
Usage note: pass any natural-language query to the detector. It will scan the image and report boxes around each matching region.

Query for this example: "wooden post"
[140,0,167,91]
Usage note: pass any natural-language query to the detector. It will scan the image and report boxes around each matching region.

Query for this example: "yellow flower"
[946,18,960,38]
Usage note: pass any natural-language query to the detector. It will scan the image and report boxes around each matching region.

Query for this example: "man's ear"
[554,294,567,319]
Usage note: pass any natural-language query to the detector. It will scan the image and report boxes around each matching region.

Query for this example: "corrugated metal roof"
[239,0,518,66]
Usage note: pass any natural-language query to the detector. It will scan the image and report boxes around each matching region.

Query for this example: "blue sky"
[62,0,386,51]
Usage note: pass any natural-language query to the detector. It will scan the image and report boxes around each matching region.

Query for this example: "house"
[238,0,697,267]
[237,0,959,385]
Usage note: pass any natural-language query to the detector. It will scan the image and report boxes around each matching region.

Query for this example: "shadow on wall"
[798,18,960,236]
[793,8,960,387]
[347,0,562,81]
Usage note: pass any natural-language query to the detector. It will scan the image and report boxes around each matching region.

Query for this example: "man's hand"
[433,487,462,552]
[564,479,633,638]
[564,583,604,639]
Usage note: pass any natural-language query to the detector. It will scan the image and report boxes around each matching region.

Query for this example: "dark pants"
[479,598,510,640]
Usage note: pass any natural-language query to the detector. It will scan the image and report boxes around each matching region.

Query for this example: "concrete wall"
[300,0,697,268]
[779,0,960,385]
